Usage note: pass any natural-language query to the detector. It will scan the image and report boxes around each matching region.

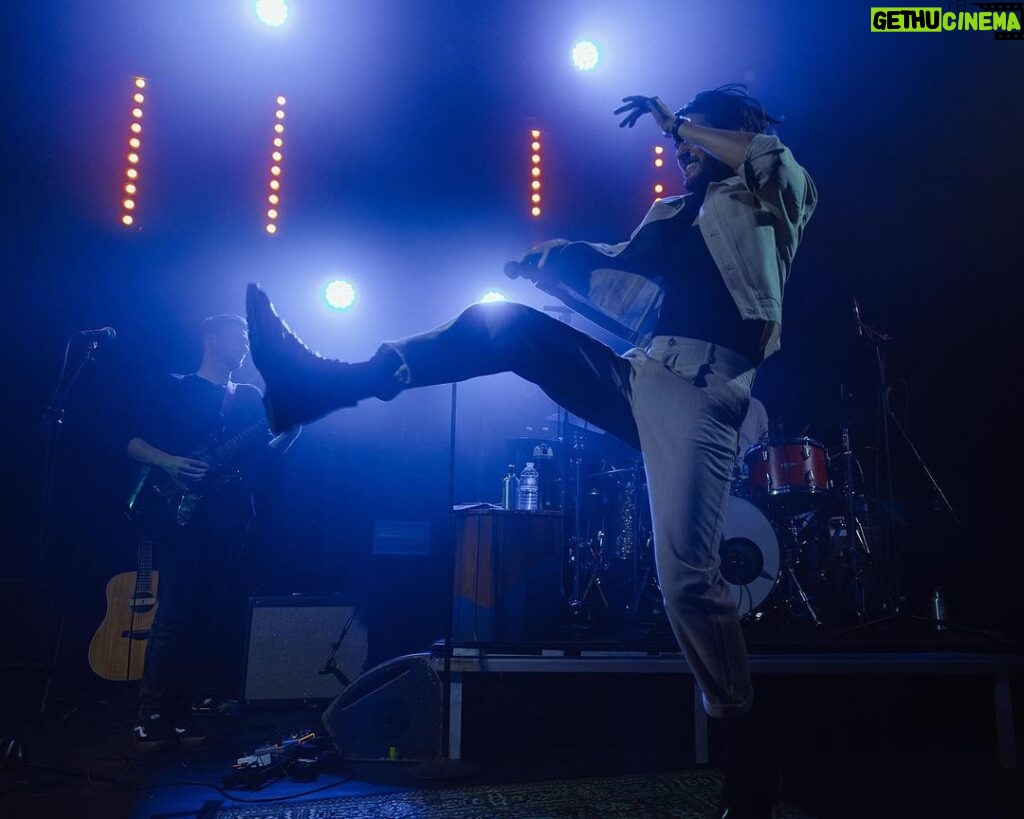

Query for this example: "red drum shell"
[744,437,830,502]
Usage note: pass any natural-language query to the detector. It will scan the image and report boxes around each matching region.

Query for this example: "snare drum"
[744,437,830,511]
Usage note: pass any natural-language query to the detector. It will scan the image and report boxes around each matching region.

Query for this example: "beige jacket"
[534,133,817,361]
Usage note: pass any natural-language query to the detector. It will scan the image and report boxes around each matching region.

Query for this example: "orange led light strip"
[266,96,286,234]
[120,77,146,227]
[529,129,542,218]
[652,144,666,202]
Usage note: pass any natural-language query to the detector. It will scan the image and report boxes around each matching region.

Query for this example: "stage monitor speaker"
[322,654,442,762]
[243,595,368,704]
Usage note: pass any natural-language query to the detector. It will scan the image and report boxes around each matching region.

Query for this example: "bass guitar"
[126,417,269,529]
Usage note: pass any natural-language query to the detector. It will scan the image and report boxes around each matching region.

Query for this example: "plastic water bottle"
[501,464,519,510]
[931,587,948,631]
[517,462,539,511]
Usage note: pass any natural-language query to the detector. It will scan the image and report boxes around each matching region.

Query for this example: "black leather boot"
[246,284,403,433]
[717,707,779,819]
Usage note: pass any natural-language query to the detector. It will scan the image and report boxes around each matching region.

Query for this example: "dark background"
[1,1,1020,696]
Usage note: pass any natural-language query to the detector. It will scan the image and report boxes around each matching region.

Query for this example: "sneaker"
[133,713,173,753]
[174,719,209,748]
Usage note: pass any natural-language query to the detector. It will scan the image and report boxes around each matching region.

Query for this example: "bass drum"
[719,495,780,618]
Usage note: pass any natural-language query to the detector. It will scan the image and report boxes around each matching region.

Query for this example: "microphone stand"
[543,305,588,627]
[837,305,999,640]
[319,607,359,687]
[415,380,476,777]
[37,336,102,715]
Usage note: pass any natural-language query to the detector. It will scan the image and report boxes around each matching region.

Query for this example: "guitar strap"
[220,380,238,421]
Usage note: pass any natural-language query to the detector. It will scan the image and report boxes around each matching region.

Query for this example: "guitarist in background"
[125,314,298,752]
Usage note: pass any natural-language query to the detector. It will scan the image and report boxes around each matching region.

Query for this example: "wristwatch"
[666,114,691,141]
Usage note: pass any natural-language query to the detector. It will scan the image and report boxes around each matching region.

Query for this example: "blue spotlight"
[324,279,356,311]
[571,40,600,71]
[255,0,289,27]
[480,290,507,303]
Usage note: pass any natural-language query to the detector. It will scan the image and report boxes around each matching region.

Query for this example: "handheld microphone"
[76,327,117,340]
[852,300,863,336]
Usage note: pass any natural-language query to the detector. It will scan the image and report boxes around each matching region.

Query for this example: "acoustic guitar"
[88,537,159,681]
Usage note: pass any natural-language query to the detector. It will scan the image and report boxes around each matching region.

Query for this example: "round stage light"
[130,122,142,134]
[480,291,507,304]
[531,193,541,203]
[655,158,664,167]
[531,206,541,217]
[269,179,280,190]
[256,0,289,27]
[531,180,541,190]
[125,183,137,195]
[324,279,357,311]
[265,223,277,234]
[654,183,664,194]
[134,78,146,89]
[273,137,283,148]
[268,193,279,205]
[123,199,135,210]
[267,208,278,219]
[272,151,282,162]
[122,214,134,225]
[274,123,284,134]
[276,95,287,106]
[571,40,600,72]
[126,168,138,179]
[655,146,664,155]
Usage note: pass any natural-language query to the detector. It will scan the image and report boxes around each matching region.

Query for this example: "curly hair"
[676,83,781,135]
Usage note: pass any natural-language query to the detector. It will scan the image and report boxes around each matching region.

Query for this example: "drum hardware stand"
[840,420,868,617]
[566,432,613,619]
[781,514,822,626]
[627,461,659,621]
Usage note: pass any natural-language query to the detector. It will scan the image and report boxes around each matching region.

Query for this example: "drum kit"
[562,431,873,631]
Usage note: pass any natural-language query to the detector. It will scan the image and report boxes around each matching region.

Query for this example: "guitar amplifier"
[243,595,369,703]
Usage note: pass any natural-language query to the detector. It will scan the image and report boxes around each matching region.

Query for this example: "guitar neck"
[137,537,154,593]
[207,419,268,465]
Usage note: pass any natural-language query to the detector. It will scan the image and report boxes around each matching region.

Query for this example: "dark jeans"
[138,516,250,721]
[384,302,756,716]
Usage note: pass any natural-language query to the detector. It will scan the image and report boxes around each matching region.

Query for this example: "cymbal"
[586,467,644,479]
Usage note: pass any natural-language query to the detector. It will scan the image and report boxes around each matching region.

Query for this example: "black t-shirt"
[653,223,764,363]
[129,374,270,520]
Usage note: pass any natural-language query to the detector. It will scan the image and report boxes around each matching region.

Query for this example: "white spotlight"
[255,0,289,27]
[480,291,507,304]
[571,40,600,72]
[325,279,357,310]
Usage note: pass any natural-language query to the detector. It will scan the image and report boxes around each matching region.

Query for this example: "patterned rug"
[213,770,816,818]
